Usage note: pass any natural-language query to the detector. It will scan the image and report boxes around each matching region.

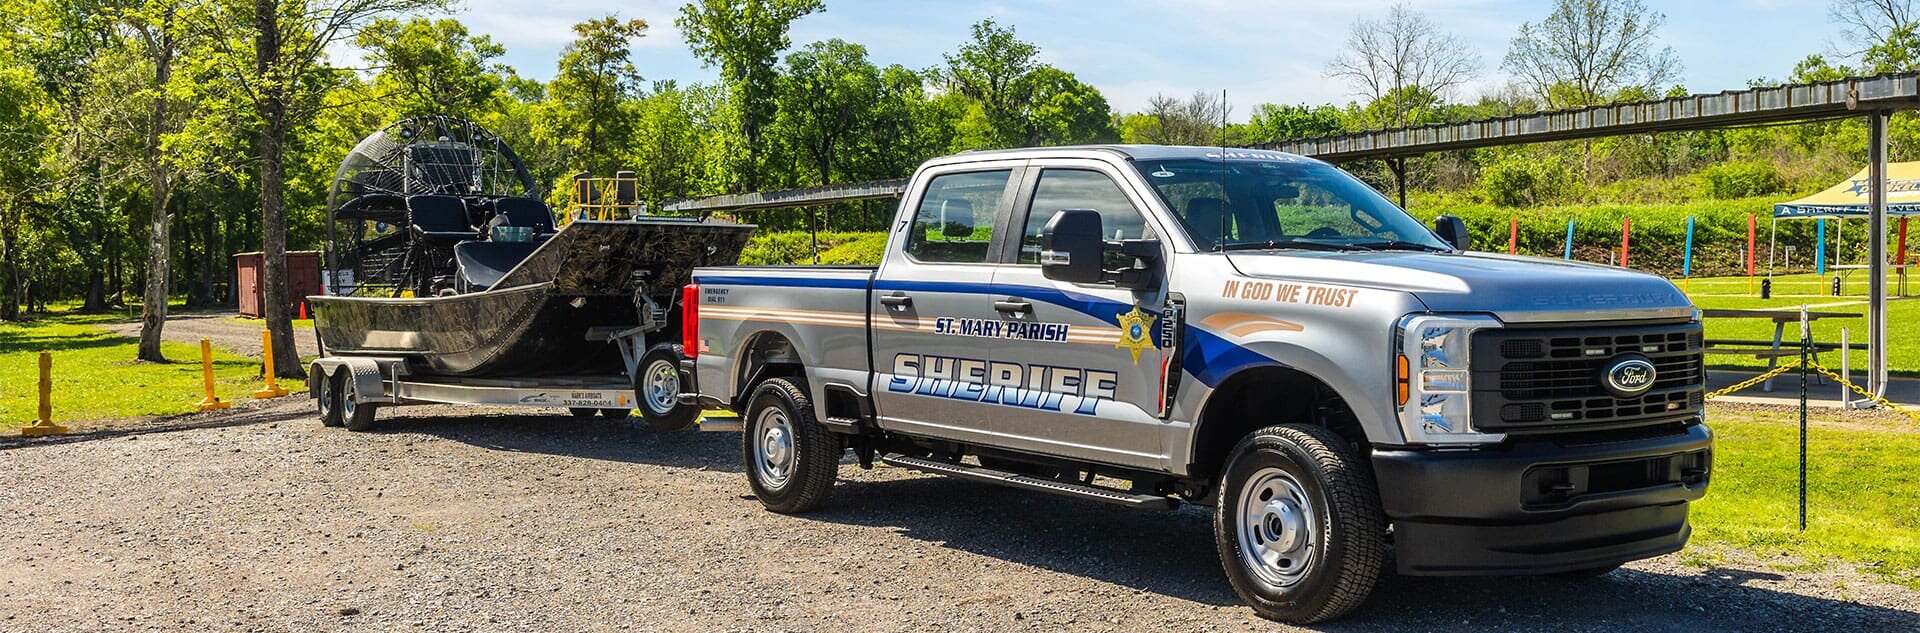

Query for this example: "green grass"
[1691,406,1920,587]
[1,313,270,429]
[1680,272,1920,375]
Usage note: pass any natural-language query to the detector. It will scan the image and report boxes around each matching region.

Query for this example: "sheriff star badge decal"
[1115,305,1157,364]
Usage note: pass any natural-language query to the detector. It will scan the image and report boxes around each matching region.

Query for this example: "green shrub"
[739,231,888,265]
[1479,153,1574,207]
[1696,161,1785,199]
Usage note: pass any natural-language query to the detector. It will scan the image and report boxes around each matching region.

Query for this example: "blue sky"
[450,0,1845,120]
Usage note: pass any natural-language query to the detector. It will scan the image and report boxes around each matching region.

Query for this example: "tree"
[356,17,507,119]
[1131,91,1231,146]
[0,62,54,322]
[776,39,878,187]
[1243,103,1345,143]
[677,0,823,192]
[1831,0,1917,62]
[939,18,1038,147]
[547,16,648,175]
[626,81,705,208]
[1019,67,1116,146]
[1503,0,1679,109]
[189,0,448,379]
[1326,3,1477,129]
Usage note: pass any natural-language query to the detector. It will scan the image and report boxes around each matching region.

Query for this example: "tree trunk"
[256,0,304,380]
[0,209,16,321]
[137,17,176,362]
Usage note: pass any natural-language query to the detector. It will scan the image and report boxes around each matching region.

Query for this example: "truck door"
[868,163,1026,439]
[987,161,1171,469]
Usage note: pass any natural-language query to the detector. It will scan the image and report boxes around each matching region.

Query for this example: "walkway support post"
[1869,110,1891,398]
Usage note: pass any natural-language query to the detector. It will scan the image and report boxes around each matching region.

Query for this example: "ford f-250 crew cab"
[680,145,1711,623]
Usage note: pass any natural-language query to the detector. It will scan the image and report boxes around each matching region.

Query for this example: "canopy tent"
[1774,163,1920,217]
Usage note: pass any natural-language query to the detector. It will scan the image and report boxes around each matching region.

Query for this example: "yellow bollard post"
[196,338,230,411]
[19,352,68,436]
[252,330,290,398]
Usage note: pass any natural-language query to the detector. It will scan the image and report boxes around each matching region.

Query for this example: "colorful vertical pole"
[1563,219,1575,260]
[19,352,67,436]
[1508,219,1519,255]
[1899,217,1910,266]
[1683,215,1696,277]
[1816,218,1827,275]
[1747,213,1758,277]
[1619,217,1632,268]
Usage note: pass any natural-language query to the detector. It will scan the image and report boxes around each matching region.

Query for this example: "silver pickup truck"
[680,145,1711,622]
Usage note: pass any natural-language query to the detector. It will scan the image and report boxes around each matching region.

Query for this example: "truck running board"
[880,454,1177,510]
[697,415,743,432]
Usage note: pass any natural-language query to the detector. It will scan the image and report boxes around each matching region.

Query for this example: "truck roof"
[941,144,1316,165]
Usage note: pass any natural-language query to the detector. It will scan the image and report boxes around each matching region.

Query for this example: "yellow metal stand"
[251,330,290,399]
[195,338,230,411]
[19,351,67,436]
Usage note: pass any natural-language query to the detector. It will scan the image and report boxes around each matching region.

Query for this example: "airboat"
[306,116,754,430]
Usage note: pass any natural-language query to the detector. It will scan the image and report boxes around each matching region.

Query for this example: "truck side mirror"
[1434,215,1470,251]
[1041,209,1104,284]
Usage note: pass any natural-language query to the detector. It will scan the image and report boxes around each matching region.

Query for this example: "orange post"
[19,352,67,436]
[252,330,290,398]
[196,338,230,411]
[1747,213,1757,276]
[1508,219,1519,254]
[1619,217,1632,268]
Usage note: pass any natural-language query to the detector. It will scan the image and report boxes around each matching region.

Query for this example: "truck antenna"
[1216,89,1229,252]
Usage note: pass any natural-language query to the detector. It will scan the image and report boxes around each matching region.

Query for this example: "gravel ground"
[3,399,1917,633]
[102,313,321,359]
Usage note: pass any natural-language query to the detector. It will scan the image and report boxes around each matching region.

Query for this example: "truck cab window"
[904,170,1011,264]
[1019,169,1153,265]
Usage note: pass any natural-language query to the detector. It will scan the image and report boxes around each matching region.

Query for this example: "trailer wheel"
[1214,424,1384,624]
[569,408,599,418]
[744,378,839,513]
[636,343,698,430]
[315,369,343,427]
[340,372,380,432]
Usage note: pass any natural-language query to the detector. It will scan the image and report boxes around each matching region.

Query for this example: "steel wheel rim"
[643,359,679,415]
[317,378,335,418]
[752,407,796,489]
[340,378,356,418]
[1236,467,1318,590]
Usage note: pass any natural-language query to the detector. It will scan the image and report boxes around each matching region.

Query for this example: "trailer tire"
[1214,424,1384,624]
[744,377,839,513]
[340,372,380,432]
[569,408,599,418]
[635,343,699,430]
[315,369,343,428]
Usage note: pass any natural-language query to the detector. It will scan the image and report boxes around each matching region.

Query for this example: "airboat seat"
[494,197,556,235]
[453,240,540,291]
[408,194,478,244]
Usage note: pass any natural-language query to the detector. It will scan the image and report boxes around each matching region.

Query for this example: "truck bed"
[690,265,877,405]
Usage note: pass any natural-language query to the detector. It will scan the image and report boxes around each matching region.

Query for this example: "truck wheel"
[744,378,839,513]
[340,372,380,432]
[635,344,699,430]
[1214,424,1384,624]
[569,408,599,418]
[315,369,343,427]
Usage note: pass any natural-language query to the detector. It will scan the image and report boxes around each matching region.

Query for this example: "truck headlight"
[1395,314,1505,446]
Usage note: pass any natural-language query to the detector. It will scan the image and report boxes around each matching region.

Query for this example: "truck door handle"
[879,294,913,309]
[993,299,1032,314]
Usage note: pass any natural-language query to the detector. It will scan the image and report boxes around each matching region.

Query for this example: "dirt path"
[101,312,321,359]
[2,401,1916,632]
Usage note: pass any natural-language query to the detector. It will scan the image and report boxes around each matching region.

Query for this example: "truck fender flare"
[729,326,811,402]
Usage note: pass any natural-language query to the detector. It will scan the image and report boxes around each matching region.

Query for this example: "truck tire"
[340,372,380,432]
[1214,424,1384,624]
[315,369,343,428]
[569,408,599,418]
[635,343,699,430]
[743,378,839,513]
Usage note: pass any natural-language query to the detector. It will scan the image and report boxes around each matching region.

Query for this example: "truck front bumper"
[1371,421,1711,575]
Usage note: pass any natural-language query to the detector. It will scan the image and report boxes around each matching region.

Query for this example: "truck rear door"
[985,159,1172,469]
[868,162,1026,438]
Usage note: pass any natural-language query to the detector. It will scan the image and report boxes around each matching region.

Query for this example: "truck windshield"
[1131,157,1450,252]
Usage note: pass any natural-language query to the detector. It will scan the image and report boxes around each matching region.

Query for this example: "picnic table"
[1700,308,1863,392]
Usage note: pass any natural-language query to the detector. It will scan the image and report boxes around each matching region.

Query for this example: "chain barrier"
[1704,360,1802,400]
[1803,360,1920,423]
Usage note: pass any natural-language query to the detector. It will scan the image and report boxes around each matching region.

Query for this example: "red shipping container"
[234,251,323,318]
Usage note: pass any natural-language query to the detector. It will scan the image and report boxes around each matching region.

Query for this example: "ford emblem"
[1605,357,1657,397]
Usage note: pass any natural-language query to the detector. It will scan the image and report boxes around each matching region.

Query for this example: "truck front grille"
[1471,322,1705,433]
